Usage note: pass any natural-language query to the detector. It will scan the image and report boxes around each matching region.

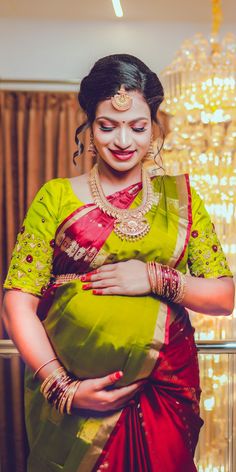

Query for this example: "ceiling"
[0,0,235,23]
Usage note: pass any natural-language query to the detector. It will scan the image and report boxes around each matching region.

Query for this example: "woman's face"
[92,90,152,173]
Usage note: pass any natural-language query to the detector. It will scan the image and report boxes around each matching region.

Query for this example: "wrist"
[40,366,82,415]
[34,358,61,381]
[146,262,186,304]
[71,381,84,410]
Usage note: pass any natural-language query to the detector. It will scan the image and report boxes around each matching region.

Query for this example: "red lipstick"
[109,149,136,161]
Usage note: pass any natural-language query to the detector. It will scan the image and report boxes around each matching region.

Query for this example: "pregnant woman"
[2,54,234,472]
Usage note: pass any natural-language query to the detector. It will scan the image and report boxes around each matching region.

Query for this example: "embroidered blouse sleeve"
[3,180,60,297]
[187,187,233,278]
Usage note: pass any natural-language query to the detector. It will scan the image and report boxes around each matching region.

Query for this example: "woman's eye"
[99,125,114,132]
[132,127,146,132]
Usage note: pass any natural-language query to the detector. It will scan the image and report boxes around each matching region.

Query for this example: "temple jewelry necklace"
[88,163,155,241]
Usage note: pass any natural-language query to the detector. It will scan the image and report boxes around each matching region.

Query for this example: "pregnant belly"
[43,280,166,386]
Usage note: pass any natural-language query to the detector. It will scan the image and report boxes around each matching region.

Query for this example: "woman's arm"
[2,290,61,380]
[180,275,234,316]
[79,260,235,316]
[2,289,144,411]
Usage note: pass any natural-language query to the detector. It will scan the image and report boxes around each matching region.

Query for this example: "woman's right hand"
[72,371,145,412]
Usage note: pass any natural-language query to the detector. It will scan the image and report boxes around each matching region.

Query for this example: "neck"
[96,158,142,190]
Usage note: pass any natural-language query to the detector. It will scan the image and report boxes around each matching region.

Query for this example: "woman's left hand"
[80,260,151,296]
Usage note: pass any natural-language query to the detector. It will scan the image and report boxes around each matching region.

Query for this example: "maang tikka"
[111,85,133,111]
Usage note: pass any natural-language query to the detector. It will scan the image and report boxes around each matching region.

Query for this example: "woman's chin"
[99,155,144,173]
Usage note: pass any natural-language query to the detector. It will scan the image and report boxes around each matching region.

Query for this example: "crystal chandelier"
[160,0,236,265]
[159,5,236,470]
[160,1,236,332]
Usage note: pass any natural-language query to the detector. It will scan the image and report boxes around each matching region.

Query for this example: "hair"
[74,53,165,162]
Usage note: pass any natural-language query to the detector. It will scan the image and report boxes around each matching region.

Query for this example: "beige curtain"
[0,90,92,336]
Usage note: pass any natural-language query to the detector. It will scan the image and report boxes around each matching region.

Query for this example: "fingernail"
[82,284,92,290]
[92,289,103,295]
[81,275,91,282]
[114,371,123,380]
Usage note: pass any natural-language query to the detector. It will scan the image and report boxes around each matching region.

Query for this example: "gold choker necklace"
[88,164,155,241]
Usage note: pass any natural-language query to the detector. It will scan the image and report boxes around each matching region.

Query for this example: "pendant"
[114,215,150,241]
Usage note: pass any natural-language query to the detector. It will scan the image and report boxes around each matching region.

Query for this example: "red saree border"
[56,202,96,236]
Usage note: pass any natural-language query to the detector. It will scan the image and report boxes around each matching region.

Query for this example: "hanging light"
[159,6,236,470]
[160,0,236,228]
[112,0,123,18]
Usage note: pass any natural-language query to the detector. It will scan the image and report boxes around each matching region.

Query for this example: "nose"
[114,127,132,149]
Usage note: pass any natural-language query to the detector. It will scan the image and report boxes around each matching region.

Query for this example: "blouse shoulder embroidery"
[188,223,232,278]
[4,225,54,296]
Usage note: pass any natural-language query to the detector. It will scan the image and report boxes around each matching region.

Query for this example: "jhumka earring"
[146,135,155,160]
[88,133,97,157]
[111,85,133,111]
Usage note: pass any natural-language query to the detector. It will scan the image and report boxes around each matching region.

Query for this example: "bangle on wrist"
[33,357,58,380]
[40,366,82,415]
[147,261,186,304]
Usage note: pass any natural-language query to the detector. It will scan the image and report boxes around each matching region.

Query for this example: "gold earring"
[146,136,155,160]
[88,133,97,157]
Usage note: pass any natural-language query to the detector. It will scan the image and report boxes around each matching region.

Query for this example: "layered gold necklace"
[88,163,155,241]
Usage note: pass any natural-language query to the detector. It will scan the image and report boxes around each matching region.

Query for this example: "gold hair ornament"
[111,85,133,111]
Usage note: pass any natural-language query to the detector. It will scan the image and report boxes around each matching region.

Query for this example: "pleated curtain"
[0,90,92,334]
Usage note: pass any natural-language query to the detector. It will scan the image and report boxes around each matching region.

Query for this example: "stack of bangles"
[147,262,186,304]
[36,365,81,415]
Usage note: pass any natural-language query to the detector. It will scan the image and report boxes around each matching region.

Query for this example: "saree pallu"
[24,174,204,472]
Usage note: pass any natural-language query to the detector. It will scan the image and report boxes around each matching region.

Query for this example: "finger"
[95,371,124,390]
[80,269,116,283]
[102,383,141,406]
[96,264,117,273]
[89,272,116,282]
[92,286,122,296]
[82,280,117,292]
[91,278,117,288]
[110,384,143,407]
[113,382,143,401]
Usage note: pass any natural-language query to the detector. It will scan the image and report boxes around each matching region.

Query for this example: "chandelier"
[160,0,236,250]
[159,5,236,470]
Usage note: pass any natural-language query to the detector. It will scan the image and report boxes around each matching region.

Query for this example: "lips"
[109,149,136,161]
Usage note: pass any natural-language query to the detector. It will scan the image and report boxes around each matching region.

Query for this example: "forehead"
[95,90,151,121]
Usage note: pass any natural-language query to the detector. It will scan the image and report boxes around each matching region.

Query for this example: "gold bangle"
[155,262,163,296]
[41,368,67,396]
[40,366,83,415]
[33,357,58,380]
[66,380,82,415]
[147,262,158,294]
[58,384,72,414]
[40,366,66,395]
[173,272,187,304]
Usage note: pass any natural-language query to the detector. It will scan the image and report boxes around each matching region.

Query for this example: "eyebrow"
[95,116,149,124]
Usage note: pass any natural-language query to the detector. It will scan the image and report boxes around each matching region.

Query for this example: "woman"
[2,54,234,472]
